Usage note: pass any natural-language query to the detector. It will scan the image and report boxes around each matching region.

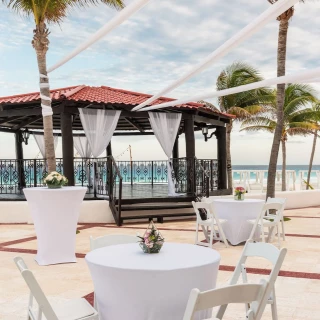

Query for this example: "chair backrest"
[216,240,287,319]
[267,197,286,216]
[183,282,268,320]
[90,234,137,251]
[13,257,59,320]
[192,201,213,221]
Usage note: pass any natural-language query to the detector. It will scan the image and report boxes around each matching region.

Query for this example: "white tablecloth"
[24,187,86,265]
[86,243,220,320]
[212,199,265,245]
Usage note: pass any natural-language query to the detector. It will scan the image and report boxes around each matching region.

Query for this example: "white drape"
[73,136,92,158]
[148,112,182,196]
[33,134,58,158]
[74,136,92,187]
[79,109,121,158]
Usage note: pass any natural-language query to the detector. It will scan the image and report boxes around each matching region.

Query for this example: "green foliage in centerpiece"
[43,171,68,189]
[138,221,164,254]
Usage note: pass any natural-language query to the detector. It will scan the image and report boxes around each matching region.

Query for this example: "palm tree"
[241,84,317,191]
[266,0,304,198]
[216,62,273,189]
[3,0,124,173]
[302,102,320,189]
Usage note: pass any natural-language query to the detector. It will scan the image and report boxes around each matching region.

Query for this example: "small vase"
[234,193,244,201]
[47,184,62,189]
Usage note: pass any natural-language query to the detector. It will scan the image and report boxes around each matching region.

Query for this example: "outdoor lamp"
[22,129,30,145]
[202,127,215,142]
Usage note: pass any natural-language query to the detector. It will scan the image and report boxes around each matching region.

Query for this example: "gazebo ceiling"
[0,85,233,133]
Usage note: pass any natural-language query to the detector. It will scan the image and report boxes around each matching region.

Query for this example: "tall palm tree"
[3,0,124,173]
[266,0,304,198]
[216,62,273,189]
[241,84,317,191]
[302,102,320,189]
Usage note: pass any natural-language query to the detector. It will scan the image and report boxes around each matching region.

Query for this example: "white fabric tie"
[39,74,53,117]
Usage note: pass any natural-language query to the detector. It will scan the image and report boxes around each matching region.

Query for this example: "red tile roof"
[0,85,232,118]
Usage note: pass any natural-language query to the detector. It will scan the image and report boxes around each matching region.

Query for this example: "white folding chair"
[89,234,137,250]
[192,201,228,248]
[89,234,137,309]
[216,240,287,320]
[267,197,286,241]
[248,202,283,248]
[13,256,98,320]
[183,281,269,320]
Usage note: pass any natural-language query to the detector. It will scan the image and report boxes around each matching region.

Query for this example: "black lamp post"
[202,127,216,142]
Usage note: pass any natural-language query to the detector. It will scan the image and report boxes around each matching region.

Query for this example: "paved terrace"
[0,207,319,319]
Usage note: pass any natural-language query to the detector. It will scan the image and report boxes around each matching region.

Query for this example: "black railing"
[0,157,218,197]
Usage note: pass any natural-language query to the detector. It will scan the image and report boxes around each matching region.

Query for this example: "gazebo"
[0,85,232,225]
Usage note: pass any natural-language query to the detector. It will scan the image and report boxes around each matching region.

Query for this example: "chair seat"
[53,298,97,320]
[199,218,227,226]
[247,219,277,227]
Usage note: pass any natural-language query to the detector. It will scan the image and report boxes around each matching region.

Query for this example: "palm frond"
[3,0,124,24]
[240,125,274,134]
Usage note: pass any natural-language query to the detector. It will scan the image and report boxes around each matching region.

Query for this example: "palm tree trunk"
[226,122,233,189]
[267,17,289,199]
[281,138,286,191]
[306,130,318,189]
[32,22,56,172]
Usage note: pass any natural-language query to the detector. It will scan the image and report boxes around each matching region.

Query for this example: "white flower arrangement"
[43,171,68,189]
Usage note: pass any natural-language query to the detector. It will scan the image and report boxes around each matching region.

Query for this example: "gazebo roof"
[0,85,232,133]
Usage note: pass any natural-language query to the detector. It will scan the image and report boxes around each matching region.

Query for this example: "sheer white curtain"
[33,134,58,158]
[79,109,121,158]
[149,112,182,196]
[73,136,92,158]
[74,136,92,188]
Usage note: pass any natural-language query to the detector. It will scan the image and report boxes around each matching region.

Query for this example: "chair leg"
[277,225,281,248]
[281,219,286,241]
[271,290,278,320]
[94,293,98,311]
[195,222,199,245]
[209,225,214,249]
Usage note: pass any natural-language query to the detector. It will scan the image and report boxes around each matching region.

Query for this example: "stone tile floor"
[0,207,319,319]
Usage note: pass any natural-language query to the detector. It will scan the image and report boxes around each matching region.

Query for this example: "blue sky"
[0,0,320,164]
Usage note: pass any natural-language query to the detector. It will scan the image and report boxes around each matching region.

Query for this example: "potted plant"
[43,171,68,189]
[138,221,164,254]
[234,186,245,201]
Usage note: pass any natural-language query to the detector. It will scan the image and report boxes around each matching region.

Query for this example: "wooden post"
[216,126,227,190]
[106,141,113,195]
[184,117,195,193]
[173,135,179,159]
[61,112,74,186]
[106,141,112,157]
[15,130,25,190]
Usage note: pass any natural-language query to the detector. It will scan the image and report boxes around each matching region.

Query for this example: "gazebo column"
[15,130,26,190]
[61,112,74,186]
[215,126,227,190]
[106,142,112,156]
[173,136,179,159]
[184,117,195,194]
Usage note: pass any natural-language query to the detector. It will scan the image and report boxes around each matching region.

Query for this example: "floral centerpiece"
[234,186,245,201]
[43,171,68,189]
[137,221,164,254]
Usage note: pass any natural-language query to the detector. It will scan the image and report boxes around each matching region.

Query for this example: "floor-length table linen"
[24,187,86,265]
[212,198,265,245]
[86,243,220,320]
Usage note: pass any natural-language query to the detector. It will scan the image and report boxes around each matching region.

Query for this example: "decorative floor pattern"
[1,206,320,319]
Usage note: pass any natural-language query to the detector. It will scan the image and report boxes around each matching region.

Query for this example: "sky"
[0,0,319,164]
